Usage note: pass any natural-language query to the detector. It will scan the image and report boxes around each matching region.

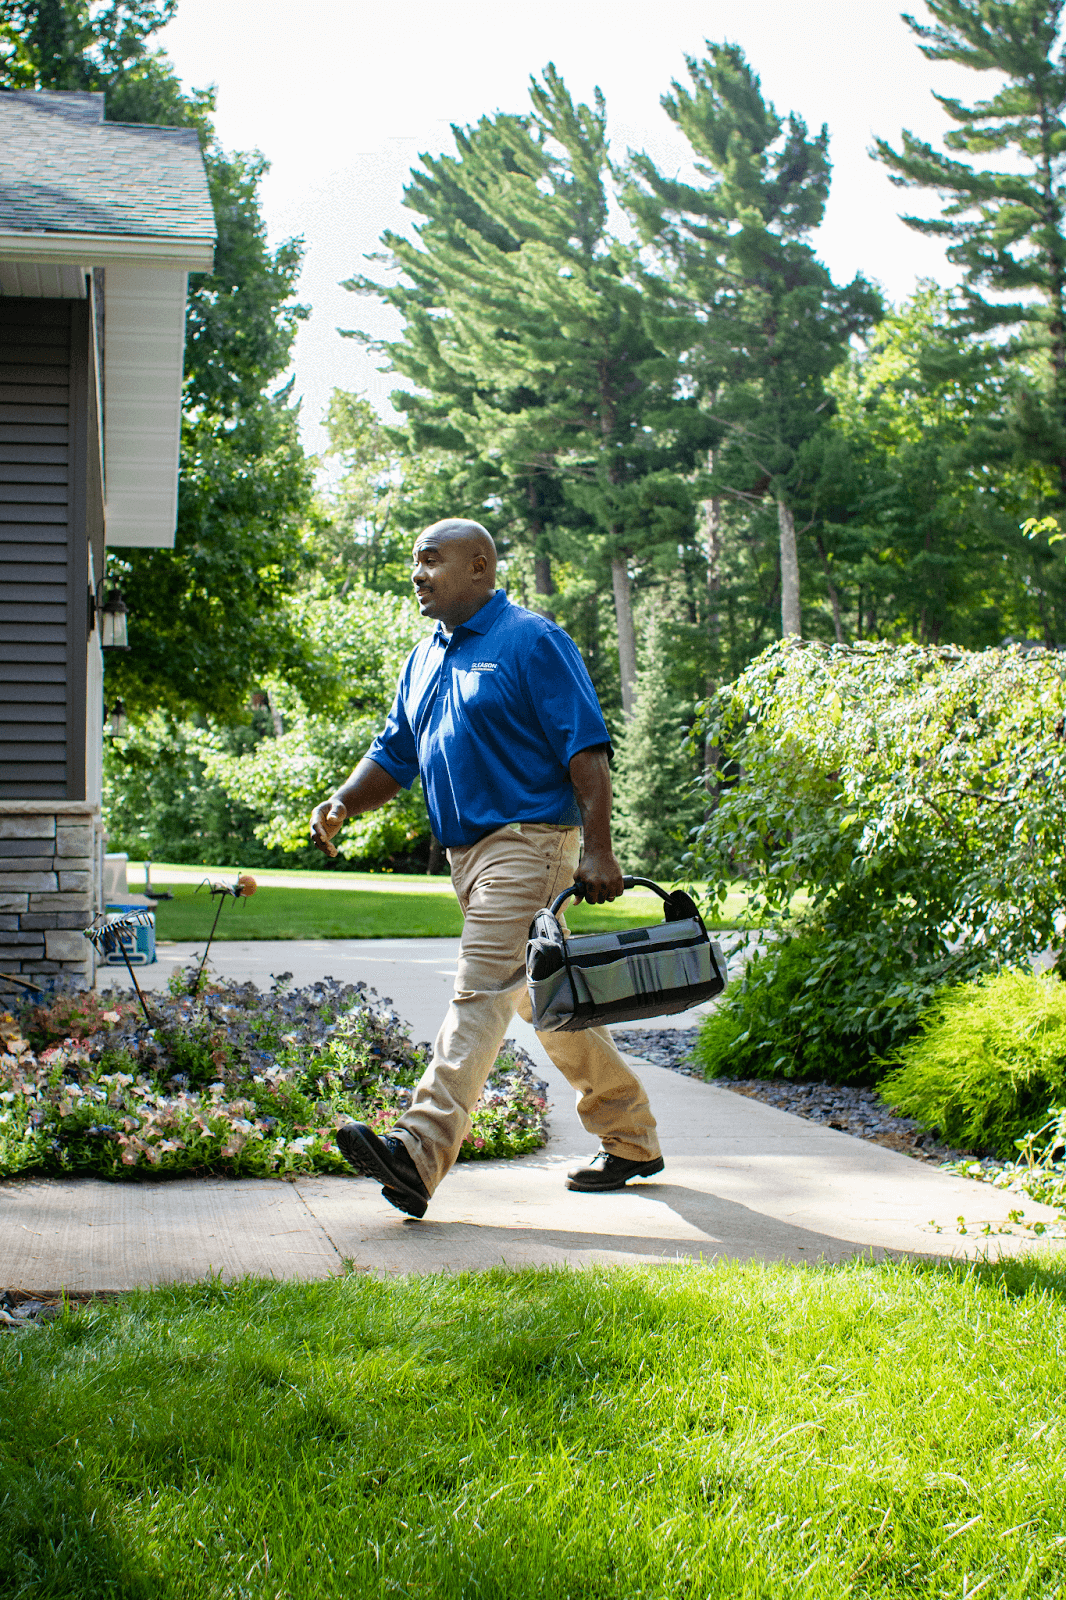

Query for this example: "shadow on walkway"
[324,1182,897,1271]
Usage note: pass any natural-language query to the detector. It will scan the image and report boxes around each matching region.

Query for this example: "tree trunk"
[611,555,637,718]
[700,471,723,783]
[533,553,556,618]
[259,691,284,739]
[427,833,445,875]
[1038,587,1056,647]
[529,481,555,618]
[814,533,843,644]
[778,500,801,638]
[701,483,723,685]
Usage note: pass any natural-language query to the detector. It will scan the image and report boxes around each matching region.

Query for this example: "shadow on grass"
[913,1249,1066,1303]
[0,1460,156,1599]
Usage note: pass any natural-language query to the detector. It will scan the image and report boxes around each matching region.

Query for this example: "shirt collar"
[434,588,509,641]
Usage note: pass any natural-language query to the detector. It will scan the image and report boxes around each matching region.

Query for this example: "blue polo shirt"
[366,589,612,848]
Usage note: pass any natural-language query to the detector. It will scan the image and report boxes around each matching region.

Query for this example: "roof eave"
[0,230,215,271]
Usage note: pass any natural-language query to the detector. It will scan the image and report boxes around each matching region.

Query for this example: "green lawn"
[155,885,466,941]
[3,1255,1065,1597]
[129,861,458,890]
[154,885,751,942]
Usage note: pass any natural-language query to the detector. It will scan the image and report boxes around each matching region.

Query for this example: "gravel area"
[611,1025,995,1169]
[612,1027,705,1076]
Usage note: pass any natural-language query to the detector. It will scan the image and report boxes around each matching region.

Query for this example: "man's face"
[411,534,484,624]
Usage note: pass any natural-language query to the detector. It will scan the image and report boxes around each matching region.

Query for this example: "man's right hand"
[309,760,403,858]
[310,798,346,858]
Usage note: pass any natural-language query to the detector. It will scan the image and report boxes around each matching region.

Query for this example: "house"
[0,90,215,996]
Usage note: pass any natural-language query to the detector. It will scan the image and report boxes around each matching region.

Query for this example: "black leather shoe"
[566,1150,665,1192]
[337,1123,429,1218]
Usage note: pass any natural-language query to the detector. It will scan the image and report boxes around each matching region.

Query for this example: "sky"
[155,0,983,460]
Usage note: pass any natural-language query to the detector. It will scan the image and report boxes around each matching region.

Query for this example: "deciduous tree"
[1,0,315,718]
[824,284,1036,645]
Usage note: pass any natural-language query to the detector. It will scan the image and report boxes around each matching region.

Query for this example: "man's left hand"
[574,847,625,905]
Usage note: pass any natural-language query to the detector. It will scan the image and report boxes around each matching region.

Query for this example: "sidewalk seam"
[292,1181,348,1274]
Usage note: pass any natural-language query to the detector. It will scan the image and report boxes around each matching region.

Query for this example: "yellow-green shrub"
[880,970,1066,1156]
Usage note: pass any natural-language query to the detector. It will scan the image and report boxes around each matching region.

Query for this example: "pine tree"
[874,0,1066,636]
[344,111,571,618]
[626,43,880,642]
[875,1,1066,494]
[347,68,708,715]
[611,611,703,878]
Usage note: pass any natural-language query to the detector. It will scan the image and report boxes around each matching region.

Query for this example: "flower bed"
[0,971,548,1180]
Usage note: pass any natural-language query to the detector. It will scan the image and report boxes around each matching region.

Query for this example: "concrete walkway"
[2,940,1060,1289]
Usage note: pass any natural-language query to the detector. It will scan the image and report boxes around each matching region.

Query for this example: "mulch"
[611,1025,996,1170]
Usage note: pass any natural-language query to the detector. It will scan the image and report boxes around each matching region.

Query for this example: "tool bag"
[526,876,728,1032]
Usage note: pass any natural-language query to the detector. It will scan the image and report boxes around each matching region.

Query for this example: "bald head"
[417,519,497,568]
[411,517,498,629]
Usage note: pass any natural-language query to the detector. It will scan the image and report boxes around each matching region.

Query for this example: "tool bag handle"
[549,875,672,918]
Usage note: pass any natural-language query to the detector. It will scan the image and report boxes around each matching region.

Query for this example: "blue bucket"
[102,903,156,965]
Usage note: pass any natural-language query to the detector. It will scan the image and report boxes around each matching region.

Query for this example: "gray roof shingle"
[0,90,216,242]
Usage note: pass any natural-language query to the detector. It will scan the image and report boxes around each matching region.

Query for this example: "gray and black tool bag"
[526,876,728,1033]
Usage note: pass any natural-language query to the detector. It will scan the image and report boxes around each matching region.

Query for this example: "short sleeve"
[365,677,419,790]
[526,629,612,769]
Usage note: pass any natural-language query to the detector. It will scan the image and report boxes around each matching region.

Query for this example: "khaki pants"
[395,823,661,1194]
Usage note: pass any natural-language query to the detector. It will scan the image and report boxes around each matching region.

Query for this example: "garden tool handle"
[548,876,668,917]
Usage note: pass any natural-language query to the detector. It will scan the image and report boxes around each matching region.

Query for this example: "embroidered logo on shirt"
[470,661,497,671]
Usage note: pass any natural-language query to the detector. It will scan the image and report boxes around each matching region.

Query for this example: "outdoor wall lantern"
[105,700,128,739]
[100,590,129,650]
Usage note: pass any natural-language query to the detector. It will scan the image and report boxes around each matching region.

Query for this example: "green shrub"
[694,932,870,1081]
[688,639,1066,1078]
[879,970,1066,1157]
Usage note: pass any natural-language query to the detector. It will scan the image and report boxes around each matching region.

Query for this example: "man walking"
[310,518,662,1218]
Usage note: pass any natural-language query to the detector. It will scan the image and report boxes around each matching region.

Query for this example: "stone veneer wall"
[0,802,104,999]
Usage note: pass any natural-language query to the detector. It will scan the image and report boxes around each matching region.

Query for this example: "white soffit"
[0,237,211,550]
[0,261,86,297]
[102,264,188,549]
